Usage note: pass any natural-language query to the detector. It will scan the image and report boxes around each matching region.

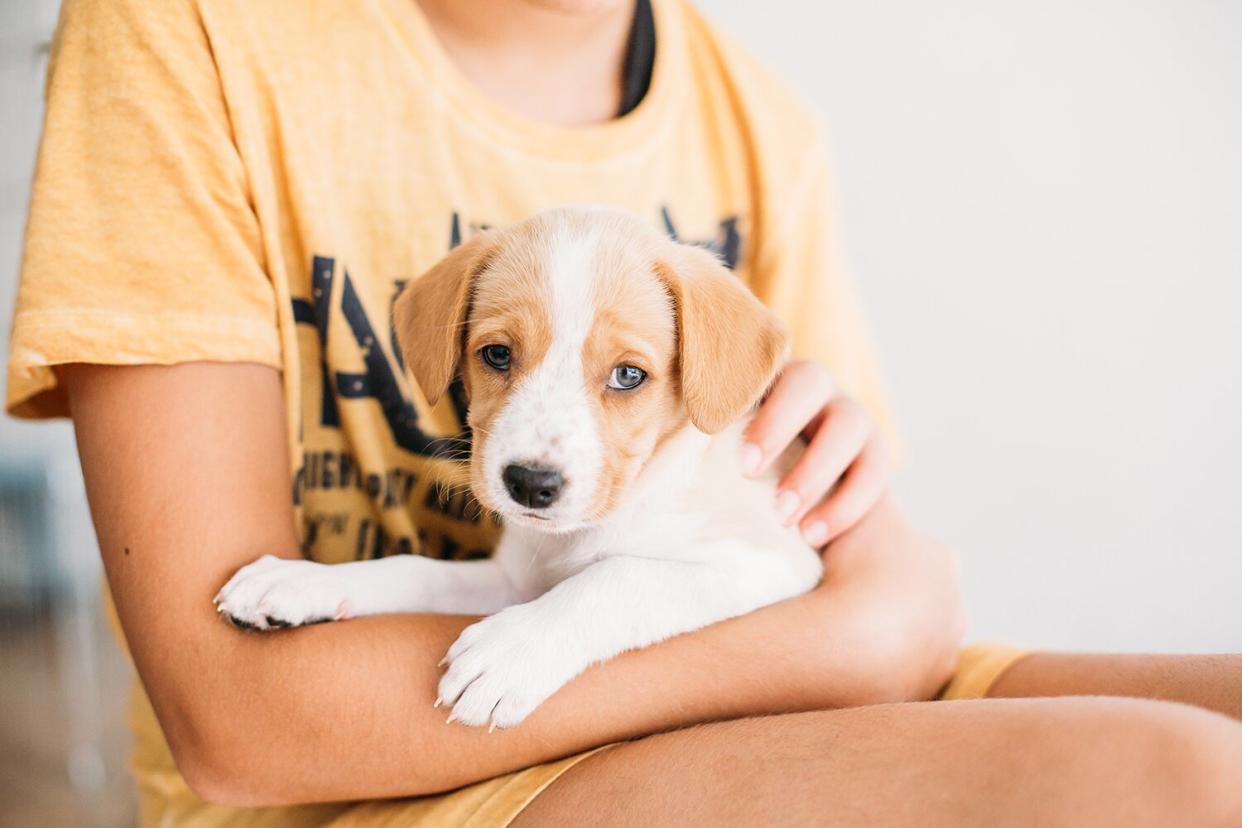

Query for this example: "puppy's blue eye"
[608,364,646,390]
[480,344,511,370]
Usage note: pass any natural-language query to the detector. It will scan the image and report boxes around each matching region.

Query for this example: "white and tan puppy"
[216,207,822,729]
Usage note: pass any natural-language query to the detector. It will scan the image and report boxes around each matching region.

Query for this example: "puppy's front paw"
[437,605,579,730]
[214,555,353,630]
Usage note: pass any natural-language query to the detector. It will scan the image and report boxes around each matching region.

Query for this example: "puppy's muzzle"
[503,464,564,510]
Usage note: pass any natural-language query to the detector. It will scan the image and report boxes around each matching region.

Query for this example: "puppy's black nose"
[503,464,564,509]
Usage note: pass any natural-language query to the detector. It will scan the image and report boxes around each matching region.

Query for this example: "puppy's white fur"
[482,229,603,527]
[217,209,821,730]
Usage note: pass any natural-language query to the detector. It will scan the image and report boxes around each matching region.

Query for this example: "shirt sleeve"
[747,145,902,457]
[5,0,280,419]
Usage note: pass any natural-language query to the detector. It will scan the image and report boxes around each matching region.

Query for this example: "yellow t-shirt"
[8,0,895,567]
[6,0,897,821]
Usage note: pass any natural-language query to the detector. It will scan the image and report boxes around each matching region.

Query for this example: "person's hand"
[741,360,888,547]
[813,491,966,701]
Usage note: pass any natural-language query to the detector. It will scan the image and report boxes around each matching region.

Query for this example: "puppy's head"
[395,208,787,531]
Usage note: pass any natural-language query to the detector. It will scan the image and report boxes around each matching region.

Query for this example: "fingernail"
[433,697,442,709]
[802,521,829,547]
[740,443,763,476]
[776,490,800,524]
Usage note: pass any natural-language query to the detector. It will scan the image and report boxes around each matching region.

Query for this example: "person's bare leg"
[516,697,1242,827]
[988,653,1242,721]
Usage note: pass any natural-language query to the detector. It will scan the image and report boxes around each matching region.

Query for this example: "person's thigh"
[516,697,1242,827]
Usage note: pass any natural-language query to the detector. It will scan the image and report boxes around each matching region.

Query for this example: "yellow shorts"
[132,643,1030,827]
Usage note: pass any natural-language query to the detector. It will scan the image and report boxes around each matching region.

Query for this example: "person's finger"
[798,436,888,547]
[773,398,870,527]
[741,361,835,478]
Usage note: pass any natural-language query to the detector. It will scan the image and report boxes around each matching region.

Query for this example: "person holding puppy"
[8,0,1242,825]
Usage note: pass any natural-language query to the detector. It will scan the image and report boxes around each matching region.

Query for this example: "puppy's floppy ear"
[657,245,789,434]
[394,232,497,405]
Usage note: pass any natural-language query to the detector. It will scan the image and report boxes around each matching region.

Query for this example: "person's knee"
[1113,698,1242,825]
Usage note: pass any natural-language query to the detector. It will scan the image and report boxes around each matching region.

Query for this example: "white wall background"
[2,1,1240,652]
[708,1,1242,652]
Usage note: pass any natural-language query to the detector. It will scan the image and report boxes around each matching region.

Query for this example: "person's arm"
[65,360,962,807]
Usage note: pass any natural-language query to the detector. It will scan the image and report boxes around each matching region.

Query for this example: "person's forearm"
[987,653,1242,722]
[167,523,940,805]
[168,495,956,806]
[172,585,867,805]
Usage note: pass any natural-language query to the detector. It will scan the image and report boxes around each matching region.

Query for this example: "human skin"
[415,0,637,126]
[517,694,1242,826]
[61,361,964,805]
[989,652,1242,722]
[744,359,891,546]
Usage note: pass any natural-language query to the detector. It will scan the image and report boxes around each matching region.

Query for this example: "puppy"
[216,207,822,729]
